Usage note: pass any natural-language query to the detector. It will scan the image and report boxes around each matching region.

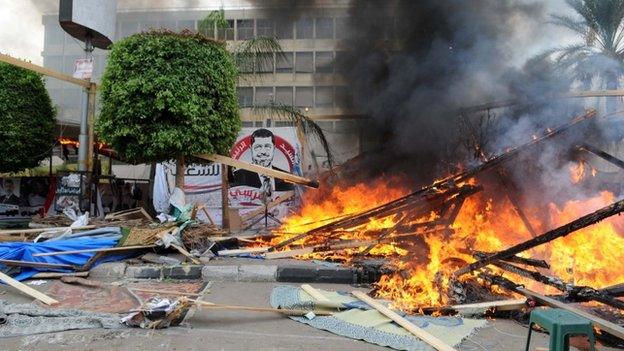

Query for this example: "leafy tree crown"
[96,29,241,163]
[0,62,55,173]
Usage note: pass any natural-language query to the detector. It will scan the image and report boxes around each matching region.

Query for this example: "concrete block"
[238,265,277,282]
[201,265,239,281]
[125,265,162,279]
[162,265,202,279]
[276,266,318,282]
[89,262,127,279]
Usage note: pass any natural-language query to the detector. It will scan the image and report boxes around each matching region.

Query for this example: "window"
[315,52,334,73]
[296,18,313,39]
[217,20,234,40]
[44,56,63,72]
[45,24,64,45]
[334,51,347,73]
[256,53,274,73]
[197,19,214,38]
[236,53,254,74]
[237,19,254,40]
[255,87,274,104]
[242,121,254,128]
[160,21,177,30]
[276,53,293,73]
[275,87,293,106]
[335,86,353,108]
[275,20,293,39]
[295,87,313,108]
[335,17,348,39]
[315,86,333,108]
[177,20,195,31]
[237,87,253,107]
[295,52,313,73]
[120,22,138,38]
[315,18,333,39]
[256,19,274,37]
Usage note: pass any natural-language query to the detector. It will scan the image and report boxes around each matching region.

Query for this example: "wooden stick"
[0,52,91,88]
[241,192,296,222]
[0,225,96,235]
[196,154,319,188]
[301,284,330,302]
[0,259,77,270]
[518,287,624,339]
[264,247,314,259]
[31,271,89,279]
[128,287,202,297]
[217,247,270,256]
[32,245,156,257]
[192,299,333,316]
[454,196,624,277]
[580,144,624,170]
[170,243,201,265]
[0,271,58,305]
[351,291,457,351]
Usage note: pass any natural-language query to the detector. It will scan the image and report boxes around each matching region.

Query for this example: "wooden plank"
[31,271,89,279]
[0,259,77,270]
[264,247,314,259]
[32,245,156,257]
[451,298,527,312]
[217,247,270,256]
[0,270,58,305]
[192,299,333,316]
[516,287,624,339]
[196,154,319,188]
[351,291,458,351]
[0,225,96,235]
[0,53,92,88]
[301,284,330,302]
[171,243,201,265]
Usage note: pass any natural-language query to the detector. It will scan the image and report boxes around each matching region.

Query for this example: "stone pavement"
[2,277,613,351]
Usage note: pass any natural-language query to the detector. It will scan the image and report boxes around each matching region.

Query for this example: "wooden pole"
[454,197,624,277]
[351,291,458,351]
[221,163,230,231]
[192,299,333,316]
[0,271,58,305]
[196,154,319,188]
[0,53,91,88]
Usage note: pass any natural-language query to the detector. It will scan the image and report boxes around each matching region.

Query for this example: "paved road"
[0,280,612,351]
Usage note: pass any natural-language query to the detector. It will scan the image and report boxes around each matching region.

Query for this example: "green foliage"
[234,36,286,77]
[253,102,334,168]
[96,30,241,163]
[198,9,228,36]
[0,62,55,173]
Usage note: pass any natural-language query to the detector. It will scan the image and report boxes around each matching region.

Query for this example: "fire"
[569,160,597,184]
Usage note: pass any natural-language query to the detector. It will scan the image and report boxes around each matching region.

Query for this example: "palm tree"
[199,9,333,168]
[546,0,624,112]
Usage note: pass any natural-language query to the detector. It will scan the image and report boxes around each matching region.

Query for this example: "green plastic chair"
[525,308,595,351]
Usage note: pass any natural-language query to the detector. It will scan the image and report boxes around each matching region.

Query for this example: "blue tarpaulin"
[0,236,123,281]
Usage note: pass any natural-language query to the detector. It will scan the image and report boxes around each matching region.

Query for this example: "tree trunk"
[175,155,185,190]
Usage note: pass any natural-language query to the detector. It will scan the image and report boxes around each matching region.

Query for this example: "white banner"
[153,127,302,227]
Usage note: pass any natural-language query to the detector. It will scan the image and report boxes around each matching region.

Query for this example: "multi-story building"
[37,0,364,171]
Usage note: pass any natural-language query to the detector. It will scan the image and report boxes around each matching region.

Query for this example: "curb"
[91,261,385,284]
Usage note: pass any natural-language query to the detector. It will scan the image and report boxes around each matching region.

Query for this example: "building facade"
[40,1,363,171]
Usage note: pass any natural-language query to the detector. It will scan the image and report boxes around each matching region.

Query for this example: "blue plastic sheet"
[0,236,123,281]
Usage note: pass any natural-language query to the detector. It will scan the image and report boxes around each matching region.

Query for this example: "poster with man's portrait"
[152,127,301,226]
[0,177,51,225]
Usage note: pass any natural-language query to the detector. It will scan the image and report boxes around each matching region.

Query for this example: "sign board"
[59,0,118,49]
[73,58,94,79]
[54,173,83,212]
[0,177,53,226]
[153,127,302,226]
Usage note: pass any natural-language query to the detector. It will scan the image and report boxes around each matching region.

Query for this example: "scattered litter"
[26,280,47,286]
[121,297,191,329]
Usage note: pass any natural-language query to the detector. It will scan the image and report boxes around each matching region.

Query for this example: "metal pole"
[77,34,94,172]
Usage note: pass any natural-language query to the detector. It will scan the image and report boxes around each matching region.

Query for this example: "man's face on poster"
[4,180,14,194]
[251,136,275,167]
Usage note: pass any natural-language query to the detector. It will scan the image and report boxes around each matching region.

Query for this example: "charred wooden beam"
[579,144,624,171]
[599,283,624,297]
[487,260,624,310]
[479,272,624,340]
[454,196,624,277]
[473,251,549,269]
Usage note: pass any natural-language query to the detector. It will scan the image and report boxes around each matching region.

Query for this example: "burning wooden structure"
[246,108,624,341]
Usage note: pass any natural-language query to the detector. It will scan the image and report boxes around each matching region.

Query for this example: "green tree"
[0,62,55,173]
[96,30,240,188]
[547,0,624,112]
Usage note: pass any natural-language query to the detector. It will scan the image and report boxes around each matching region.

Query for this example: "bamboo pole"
[0,53,91,88]
[191,299,333,316]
